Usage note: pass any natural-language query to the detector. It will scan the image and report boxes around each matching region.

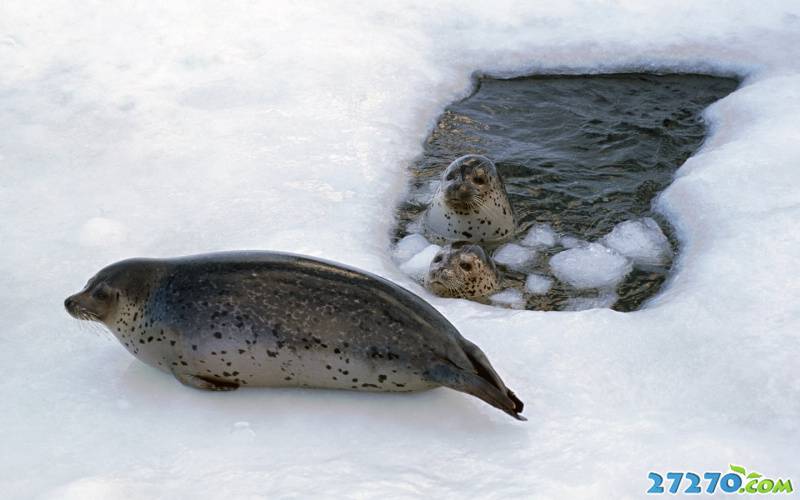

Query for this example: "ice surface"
[398,244,441,282]
[559,235,588,249]
[489,288,526,309]
[520,223,557,248]
[2,1,800,498]
[563,291,619,311]
[524,274,553,295]
[392,233,430,264]
[550,243,633,289]
[493,243,537,271]
[78,217,128,247]
[602,217,673,267]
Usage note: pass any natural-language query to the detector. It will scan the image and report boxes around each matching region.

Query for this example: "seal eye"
[446,173,455,181]
[459,262,472,272]
[473,176,486,185]
[92,286,110,301]
[433,255,443,263]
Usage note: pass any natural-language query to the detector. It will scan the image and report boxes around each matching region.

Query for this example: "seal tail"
[429,338,526,421]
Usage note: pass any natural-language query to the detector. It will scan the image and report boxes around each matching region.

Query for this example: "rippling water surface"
[396,73,739,311]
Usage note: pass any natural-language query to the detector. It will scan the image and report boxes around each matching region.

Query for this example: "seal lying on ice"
[65,251,525,420]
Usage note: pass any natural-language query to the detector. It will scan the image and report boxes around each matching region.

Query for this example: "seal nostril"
[64,297,75,310]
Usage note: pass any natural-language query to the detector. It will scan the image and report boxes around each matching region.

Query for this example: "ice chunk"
[489,288,526,309]
[559,235,587,249]
[78,217,127,247]
[521,223,557,248]
[493,243,537,271]
[563,291,619,311]
[601,217,673,267]
[392,233,430,264]
[399,244,441,282]
[525,274,553,294]
[549,243,632,289]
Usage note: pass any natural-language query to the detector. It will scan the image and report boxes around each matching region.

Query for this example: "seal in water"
[424,155,516,243]
[425,243,501,299]
[64,251,525,420]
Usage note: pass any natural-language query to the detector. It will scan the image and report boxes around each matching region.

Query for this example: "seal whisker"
[72,318,112,339]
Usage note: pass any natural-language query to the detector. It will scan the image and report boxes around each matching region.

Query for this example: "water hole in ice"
[393,73,739,311]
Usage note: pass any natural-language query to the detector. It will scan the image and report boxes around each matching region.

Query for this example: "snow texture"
[550,243,633,289]
[79,217,128,247]
[493,243,537,272]
[602,217,673,267]
[2,1,800,499]
[524,274,553,295]
[392,233,430,264]
[563,291,619,311]
[399,244,441,282]
[520,223,558,248]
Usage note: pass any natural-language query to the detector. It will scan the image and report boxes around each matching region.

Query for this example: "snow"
[2,1,800,499]
[493,243,537,271]
[398,244,441,282]
[602,217,673,267]
[563,291,619,311]
[524,274,553,295]
[392,233,430,264]
[550,243,633,289]
[79,217,128,247]
[521,223,557,248]
[489,288,526,309]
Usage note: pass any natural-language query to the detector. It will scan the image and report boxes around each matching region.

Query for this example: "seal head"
[424,155,516,243]
[64,258,160,323]
[425,243,501,299]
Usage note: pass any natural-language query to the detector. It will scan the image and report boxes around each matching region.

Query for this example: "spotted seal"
[425,243,501,299]
[424,155,516,243]
[64,251,524,420]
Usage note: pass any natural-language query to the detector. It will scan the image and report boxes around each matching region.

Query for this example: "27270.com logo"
[647,465,793,495]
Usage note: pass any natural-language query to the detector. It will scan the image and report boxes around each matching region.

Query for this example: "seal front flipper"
[173,372,239,391]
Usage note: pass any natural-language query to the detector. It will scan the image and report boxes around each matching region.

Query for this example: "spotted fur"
[64,251,525,419]
[424,155,516,243]
[425,243,502,299]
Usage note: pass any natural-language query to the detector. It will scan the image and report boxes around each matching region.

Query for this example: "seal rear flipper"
[457,338,510,393]
[456,337,525,416]
[173,372,239,391]
[426,363,526,421]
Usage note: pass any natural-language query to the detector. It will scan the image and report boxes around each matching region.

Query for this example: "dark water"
[395,73,739,311]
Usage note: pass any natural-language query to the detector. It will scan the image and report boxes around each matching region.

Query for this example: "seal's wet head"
[442,155,498,210]
[425,243,500,299]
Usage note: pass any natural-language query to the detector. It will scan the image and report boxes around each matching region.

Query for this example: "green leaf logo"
[747,472,762,479]
[730,464,747,476]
